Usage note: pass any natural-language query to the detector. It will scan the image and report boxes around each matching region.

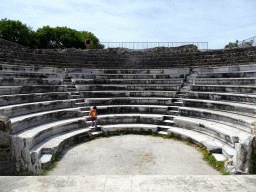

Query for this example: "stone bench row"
[0,92,71,106]
[65,68,190,74]
[68,73,187,79]
[0,98,84,118]
[75,84,181,91]
[72,78,184,85]
[191,85,256,94]
[0,85,67,95]
[197,70,256,78]
[182,98,256,116]
[0,64,64,73]
[1,63,190,75]
[0,78,63,86]
[195,64,256,74]
[0,71,62,79]
[178,107,254,134]
[82,91,178,98]
[186,91,256,103]
[84,97,174,105]
[193,78,256,85]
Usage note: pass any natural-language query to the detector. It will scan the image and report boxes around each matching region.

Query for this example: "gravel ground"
[47,134,221,175]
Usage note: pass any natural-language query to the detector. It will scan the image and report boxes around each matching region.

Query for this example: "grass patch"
[250,144,256,174]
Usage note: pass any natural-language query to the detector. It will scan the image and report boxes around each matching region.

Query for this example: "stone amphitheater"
[1,40,256,191]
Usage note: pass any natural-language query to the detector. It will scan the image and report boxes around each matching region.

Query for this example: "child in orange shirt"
[89,106,97,127]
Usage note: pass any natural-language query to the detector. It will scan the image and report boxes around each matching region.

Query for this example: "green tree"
[0,18,33,47]
[224,40,239,49]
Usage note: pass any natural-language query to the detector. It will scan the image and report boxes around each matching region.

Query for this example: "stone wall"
[1,44,255,68]
[0,115,15,176]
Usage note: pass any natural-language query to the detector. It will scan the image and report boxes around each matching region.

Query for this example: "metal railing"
[100,42,208,50]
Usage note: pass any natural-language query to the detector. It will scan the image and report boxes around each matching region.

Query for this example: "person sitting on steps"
[85,37,91,50]
[89,106,97,127]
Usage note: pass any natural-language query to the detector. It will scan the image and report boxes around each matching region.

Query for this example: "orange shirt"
[90,109,97,118]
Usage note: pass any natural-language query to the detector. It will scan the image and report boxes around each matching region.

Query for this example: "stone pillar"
[0,115,15,175]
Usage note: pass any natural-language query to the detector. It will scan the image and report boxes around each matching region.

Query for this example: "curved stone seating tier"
[0,92,71,106]
[0,78,63,86]
[76,84,181,91]
[186,91,256,103]
[68,73,186,79]
[0,98,84,118]
[82,91,177,98]
[191,85,256,93]
[197,70,256,78]
[85,114,174,126]
[13,117,86,150]
[196,64,256,74]
[0,85,67,95]
[84,97,174,106]
[0,63,64,73]
[65,68,190,75]
[11,108,86,134]
[72,78,184,85]
[178,107,254,133]
[173,115,251,148]
[182,98,256,116]
[95,105,170,115]
[0,71,62,78]
[193,78,256,85]
[165,126,229,153]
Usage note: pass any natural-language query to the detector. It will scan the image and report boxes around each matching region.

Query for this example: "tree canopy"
[0,18,105,49]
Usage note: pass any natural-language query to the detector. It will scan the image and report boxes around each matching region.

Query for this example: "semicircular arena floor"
[46,134,221,175]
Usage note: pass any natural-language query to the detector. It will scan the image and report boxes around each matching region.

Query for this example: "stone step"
[0,85,67,95]
[72,78,184,85]
[163,120,174,126]
[70,95,81,99]
[157,131,168,135]
[10,108,83,134]
[212,153,227,161]
[76,84,181,91]
[178,107,255,133]
[40,154,53,166]
[0,92,71,106]
[173,101,183,106]
[67,88,77,92]
[0,78,63,86]
[71,92,80,95]
[173,116,252,147]
[82,91,177,98]
[75,103,87,107]
[167,110,179,115]
[0,99,84,118]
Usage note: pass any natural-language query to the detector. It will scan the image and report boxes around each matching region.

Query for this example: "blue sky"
[1,0,256,49]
